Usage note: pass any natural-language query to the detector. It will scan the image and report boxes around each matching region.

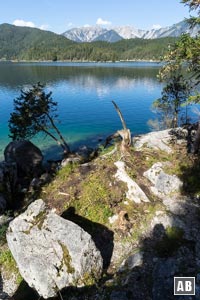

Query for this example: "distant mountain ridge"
[62,20,199,42]
[0,23,189,62]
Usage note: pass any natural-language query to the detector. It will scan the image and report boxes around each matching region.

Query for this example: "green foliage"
[181,0,200,26]
[9,82,70,153]
[0,23,74,61]
[153,0,200,129]
[75,173,113,224]
[153,69,192,129]
[0,224,8,246]
[57,163,78,180]
[111,37,178,61]
[0,249,23,284]
[59,242,75,274]
[172,34,200,90]
[0,24,178,61]
[9,83,56,139]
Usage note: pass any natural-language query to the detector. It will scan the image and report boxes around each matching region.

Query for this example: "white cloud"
[39,24,49,30]
[151,24,162,30]
[83,24,90,28]
[13,19,49,31]
[13,19,35,28]
[96,17,111,25]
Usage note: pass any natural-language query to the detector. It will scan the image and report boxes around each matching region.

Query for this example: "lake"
[0,61,195,160]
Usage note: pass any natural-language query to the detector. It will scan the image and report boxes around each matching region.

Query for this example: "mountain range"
[62,20,199,43]
[0,21,198,62]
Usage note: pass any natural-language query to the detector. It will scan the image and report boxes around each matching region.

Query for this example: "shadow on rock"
[12,211,200,300]
[105,222,198,300]
[61,207,114,270]
[179,155,200,197]
[12,280,38,300]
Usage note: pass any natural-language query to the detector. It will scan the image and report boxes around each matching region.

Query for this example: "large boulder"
[4,140,43,177]
[7,199,103,299]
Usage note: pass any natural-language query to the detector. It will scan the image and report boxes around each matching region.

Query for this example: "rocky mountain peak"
[62,20,199,43]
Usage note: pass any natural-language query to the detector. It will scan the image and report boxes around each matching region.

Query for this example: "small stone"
[119,251,143,272]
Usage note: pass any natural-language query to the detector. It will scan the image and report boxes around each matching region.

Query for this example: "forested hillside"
[0,23,177,61]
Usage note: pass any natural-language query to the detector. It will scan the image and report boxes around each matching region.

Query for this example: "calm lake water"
[0,61,196,160]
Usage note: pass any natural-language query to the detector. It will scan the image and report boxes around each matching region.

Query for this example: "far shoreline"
[0,59,162,64]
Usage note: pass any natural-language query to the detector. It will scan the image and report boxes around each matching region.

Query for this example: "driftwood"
[104,101,132,155]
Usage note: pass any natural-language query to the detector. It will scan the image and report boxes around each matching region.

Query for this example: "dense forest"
[0,23,178,61]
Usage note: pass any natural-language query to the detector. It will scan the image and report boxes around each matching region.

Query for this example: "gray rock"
[4,140,43,177]
[61,156,81,167]
[0,272,19,299]
[152,258,178,300]
[143,162,182,197]
[0,214,13,226]
[76,145,94,160]
[7,199,103,299]
[150,211,184,231]
[119,251,143,272]
[133,129,173,153]
[114,161,149,203]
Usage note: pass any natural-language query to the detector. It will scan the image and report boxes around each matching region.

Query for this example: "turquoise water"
[0,61,195,160]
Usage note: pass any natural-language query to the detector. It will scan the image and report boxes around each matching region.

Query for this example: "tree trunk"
[46,113,70,155]
[34,118,69,155]
[104,101,131,156]
[117,128,132,155]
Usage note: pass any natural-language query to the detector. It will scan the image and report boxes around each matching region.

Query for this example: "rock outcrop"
[133,129,173,153]
[144,162,183,197]
[114,161,149,203]
[7,199,103,299]
[4,140,43,177]
[2,128,200,300]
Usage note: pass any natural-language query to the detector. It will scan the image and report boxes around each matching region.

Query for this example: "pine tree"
[9,83,70,155]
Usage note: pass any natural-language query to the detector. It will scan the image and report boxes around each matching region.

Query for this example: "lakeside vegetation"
[0,23,177,62]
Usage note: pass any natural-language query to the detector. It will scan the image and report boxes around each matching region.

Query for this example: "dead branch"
[104,101,132,156]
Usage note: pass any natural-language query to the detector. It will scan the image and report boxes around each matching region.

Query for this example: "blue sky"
[1,0,192,33]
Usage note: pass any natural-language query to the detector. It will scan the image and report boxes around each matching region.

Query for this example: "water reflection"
[0,62,161,160]
[0,62,160,89]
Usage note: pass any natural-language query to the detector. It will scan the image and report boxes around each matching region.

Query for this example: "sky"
[0,0,193,33]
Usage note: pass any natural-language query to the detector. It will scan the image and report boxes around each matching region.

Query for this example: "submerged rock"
[7,199,103,299]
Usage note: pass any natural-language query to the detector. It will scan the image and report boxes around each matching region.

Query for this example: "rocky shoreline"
[0,128,200,299]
